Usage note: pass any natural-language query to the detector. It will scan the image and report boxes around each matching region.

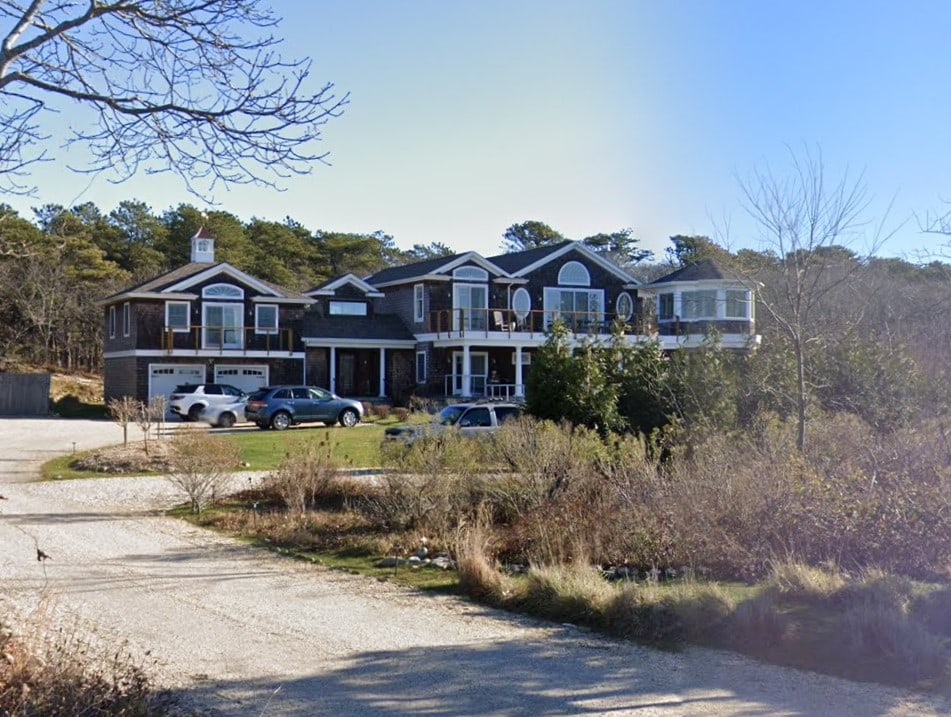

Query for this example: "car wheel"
[187,404,203,421]
[338,408,359,428]
[270,411,292,431]
[217,412,236,429]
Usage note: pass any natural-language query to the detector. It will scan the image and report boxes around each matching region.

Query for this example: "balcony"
[160,326,297,354]
[426,308,653,340]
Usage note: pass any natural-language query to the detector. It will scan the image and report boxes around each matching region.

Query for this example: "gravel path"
[0,418,948,716]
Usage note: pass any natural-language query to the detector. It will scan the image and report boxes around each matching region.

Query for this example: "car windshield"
[248,389,269,401]
[435,405,466,426]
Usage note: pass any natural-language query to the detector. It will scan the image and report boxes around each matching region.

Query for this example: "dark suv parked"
[245,386,364,430]
[384,400,523,444]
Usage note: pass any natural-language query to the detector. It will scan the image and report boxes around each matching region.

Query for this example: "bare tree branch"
[0,1,348,198]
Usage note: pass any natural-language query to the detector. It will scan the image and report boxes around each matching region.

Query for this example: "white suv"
[168,384,247,421]
[384,400,523,444]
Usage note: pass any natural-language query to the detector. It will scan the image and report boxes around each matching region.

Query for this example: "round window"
[512,288,531,320]
[616,292,634,321]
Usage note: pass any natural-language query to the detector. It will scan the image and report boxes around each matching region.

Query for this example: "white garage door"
[214,365,269,395]
[149,364,205,402]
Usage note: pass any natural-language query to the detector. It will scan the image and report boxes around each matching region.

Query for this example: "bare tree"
[167,428,240,513]
[738,147,891,450]
[107,395,139,446]
[0,1,347,196]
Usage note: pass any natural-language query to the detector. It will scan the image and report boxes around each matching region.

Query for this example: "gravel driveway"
[1,417,948,716]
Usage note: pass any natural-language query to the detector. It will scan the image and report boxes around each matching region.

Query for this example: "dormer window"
[202,283,244,299]
[558,261,590,286]
[453,266,488,282]
[329,301,367,316]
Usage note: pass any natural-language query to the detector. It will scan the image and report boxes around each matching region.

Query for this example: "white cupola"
[190,226,215,262]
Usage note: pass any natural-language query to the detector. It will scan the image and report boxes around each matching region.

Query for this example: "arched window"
[202,283,244,299]
[511,288,531,320]
[453,266,488,281]
[615,292,634,321]
[558,261,590,286]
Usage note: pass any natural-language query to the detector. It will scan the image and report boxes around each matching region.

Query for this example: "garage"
[149,364,205,402]
[214,365,269,395]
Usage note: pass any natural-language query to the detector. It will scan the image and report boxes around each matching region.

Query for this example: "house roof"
[101,262,312,305]
[306,273,385,297]
[646,259,742,285]
[364,253,469,285]
[300,313,416,343]
[485,241,574,273]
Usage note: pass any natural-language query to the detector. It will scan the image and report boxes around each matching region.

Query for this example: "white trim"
[413,284,425,323]
[302,337,416,349]
[165,301,191,333]
[122,302,131,337]
[202,302,244,349]
[328,300,369,316]
[511,287,531,320]
[99,291,198,306]
[615,291,634,321]
[369,252,510,288]
[416,350,427,383]
[202,282,244,299]
[105,349,306,359]
[542,286,605,326]
[511,241,639,284]
[163,262,281,296]
[249,296,313,305]
[308,273,385,298]
[255,303,279,334]
[452,282,489,331]
[371,274,451,288]
[558,261,591,286]
[453,265,489,281]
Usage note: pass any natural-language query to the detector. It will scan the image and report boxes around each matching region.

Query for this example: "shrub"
[0,601,166,716]
[518,564,612,625]
[764,560,848,603]
[393,407,410,422]
[454,518,508,602]
[728,593,789,649]
[263,437,343,515]
[373,404,391,420]
[166,427,241,513]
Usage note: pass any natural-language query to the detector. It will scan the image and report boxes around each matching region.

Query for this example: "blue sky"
[7,1,951,260]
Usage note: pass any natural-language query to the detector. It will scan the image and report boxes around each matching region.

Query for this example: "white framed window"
[726,289,749,319]
[121,302,131,336]
[108,306,116,338]
[255,304,279,334]
[416,351,427,383]
[413,284,425,323]
[329,301,367,316]
[203,303,243,349]
[452,283,488,331]
[615,292,634,321]
[558,261,590,286]
[453,266,488,281]
[682,290,717,320]
[202,283,244,299]
[511,287,531,321]
[658,293,674,321]
[165,301,190,332]
[543,287,604,328]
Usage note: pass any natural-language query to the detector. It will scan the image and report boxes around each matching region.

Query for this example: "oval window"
[512,288,531,320]
[616,292,634,321]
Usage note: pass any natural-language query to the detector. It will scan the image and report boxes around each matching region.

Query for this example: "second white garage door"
[213,365,269,395]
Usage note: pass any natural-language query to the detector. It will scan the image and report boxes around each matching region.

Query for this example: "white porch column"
[462,344,472,396]
[515,346,524,398]
[378,347,387,398]
[329,346,336,393]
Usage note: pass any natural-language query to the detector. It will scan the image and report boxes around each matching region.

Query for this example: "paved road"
[0,418,948,716]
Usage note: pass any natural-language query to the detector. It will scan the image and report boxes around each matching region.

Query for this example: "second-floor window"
[122,302,131,336]
[658,293,674,321]
[543,287,604,329]
[165,301,190,332]
[255,304,278,334]
[108,306,116,338]
[413,284,424,323]
[203,303,243,349]
[329,301,367,316]
[726,289,750,318]
[682,290,717,320]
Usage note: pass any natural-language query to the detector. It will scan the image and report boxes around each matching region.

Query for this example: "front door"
[452,351,488,396]
[339,352,356,395]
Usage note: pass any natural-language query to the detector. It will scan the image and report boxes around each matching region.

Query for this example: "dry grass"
[0,600,167,716]
[764,560,848,602]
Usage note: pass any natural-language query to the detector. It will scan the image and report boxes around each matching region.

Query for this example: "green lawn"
[222,422,390,470]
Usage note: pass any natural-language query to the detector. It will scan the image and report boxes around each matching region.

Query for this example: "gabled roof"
[100,262,312,305]
[488,240,639,285]
[644,259,743,286]
[365,251,509,287]
[306,273,384,298]
[300,313,416,343]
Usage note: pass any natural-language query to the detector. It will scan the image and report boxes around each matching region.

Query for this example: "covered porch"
[304,341,416,399]
[429,344,535,400]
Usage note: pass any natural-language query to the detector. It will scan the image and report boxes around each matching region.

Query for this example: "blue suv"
[245,386,364,430]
